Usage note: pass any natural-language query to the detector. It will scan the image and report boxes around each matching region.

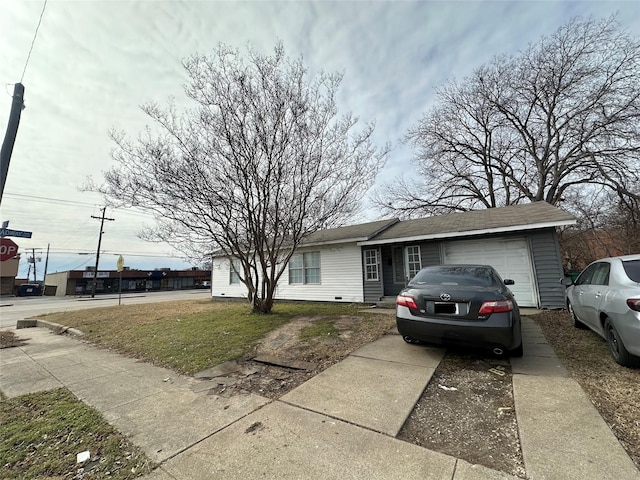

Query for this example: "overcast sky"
[1,0,638,280]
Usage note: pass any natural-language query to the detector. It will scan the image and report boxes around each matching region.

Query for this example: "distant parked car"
[17,283,42,297]
[396,265,522,357]
[564,254,640,367]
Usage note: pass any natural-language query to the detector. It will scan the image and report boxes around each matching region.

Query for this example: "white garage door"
[442,238,537,307]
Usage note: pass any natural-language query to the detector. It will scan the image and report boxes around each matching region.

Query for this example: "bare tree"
[559,184,640,270]
[376,16,640,220]
[95,43,387,313]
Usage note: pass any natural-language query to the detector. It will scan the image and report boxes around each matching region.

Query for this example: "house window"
[230,258,242,284]
[406,246,422,279]
[289,254,303,284]
[289,251,321,284]
[364,249,379,281]
[393,245,422,283]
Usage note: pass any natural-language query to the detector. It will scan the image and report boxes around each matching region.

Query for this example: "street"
[0,289,212,328]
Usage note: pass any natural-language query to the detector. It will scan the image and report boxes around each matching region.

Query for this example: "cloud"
[1,0,638,277]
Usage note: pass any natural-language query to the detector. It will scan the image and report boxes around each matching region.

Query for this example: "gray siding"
[420,242,441,266]
[379,242,441,297]
[529,229,566,309]
[375,230,566,308]
[363,281,383,302]
[363,247,384,302]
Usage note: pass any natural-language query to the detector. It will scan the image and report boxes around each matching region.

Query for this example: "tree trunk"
[251,296,274,314]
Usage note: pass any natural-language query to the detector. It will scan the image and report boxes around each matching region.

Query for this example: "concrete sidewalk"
[1,321,639,479]
[0,327,269,462]
[511,318,639,480]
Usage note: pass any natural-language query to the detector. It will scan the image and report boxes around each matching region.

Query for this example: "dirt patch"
[398,352,525,477]
[197,312,397,399]
[0,330,27,349]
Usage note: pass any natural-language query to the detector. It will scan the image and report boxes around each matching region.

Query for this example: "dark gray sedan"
[396,265,523,357]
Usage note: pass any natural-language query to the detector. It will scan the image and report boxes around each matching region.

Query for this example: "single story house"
[211,201,576,309]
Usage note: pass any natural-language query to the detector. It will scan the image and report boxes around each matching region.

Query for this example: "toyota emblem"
[440,293,451,301]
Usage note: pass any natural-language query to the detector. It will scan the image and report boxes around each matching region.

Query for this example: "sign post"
[116,255,124,305]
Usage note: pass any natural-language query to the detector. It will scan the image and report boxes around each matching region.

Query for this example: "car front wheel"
[605,318,638,368]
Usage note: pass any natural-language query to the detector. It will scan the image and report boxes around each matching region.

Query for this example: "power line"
[3,192,156,218]
[58,255,96,272]
[3,192,98,207]
[18,248,187,258]
[21,0,48,83]
[19,253,95,278]
[93,251,189,258]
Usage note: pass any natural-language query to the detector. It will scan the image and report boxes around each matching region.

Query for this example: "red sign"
[0,238,19,262]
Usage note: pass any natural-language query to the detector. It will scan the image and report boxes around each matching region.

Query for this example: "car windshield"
[622,260,640,283]
[409,266,497,287]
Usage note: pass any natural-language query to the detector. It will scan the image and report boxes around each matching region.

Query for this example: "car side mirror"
[504,279,515,285]
[560,277,574,286]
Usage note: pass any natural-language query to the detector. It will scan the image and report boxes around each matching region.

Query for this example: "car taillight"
[478,300,513,315]
[627,298,640,312]
[397,295,419,310]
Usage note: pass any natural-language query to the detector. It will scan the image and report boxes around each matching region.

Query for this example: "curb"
[16,319,84,337]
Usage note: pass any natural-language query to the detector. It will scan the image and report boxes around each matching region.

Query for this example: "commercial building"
[45,267,211,296]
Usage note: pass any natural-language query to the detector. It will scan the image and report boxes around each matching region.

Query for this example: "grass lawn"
[35,300,376,375]
[299,317,341,340]
[0,388,154,480]
[3,299,390,479]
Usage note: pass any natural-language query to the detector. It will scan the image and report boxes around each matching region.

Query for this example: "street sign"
[148,271,168,278]
[0,228,32,238]
[117,255,124,272]
[0,238,19,261]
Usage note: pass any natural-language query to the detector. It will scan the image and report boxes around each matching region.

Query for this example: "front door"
[392,245,422,286]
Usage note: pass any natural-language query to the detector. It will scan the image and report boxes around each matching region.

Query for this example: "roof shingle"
[364,202,575,243]
[302,218,399,245]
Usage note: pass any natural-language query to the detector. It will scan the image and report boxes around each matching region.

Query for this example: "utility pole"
[90,207,115,298]
[42,243,50,295]
[0,83,25,206]
[31,247,37,283]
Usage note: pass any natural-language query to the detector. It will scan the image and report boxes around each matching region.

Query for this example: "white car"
[564,254,640,367]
